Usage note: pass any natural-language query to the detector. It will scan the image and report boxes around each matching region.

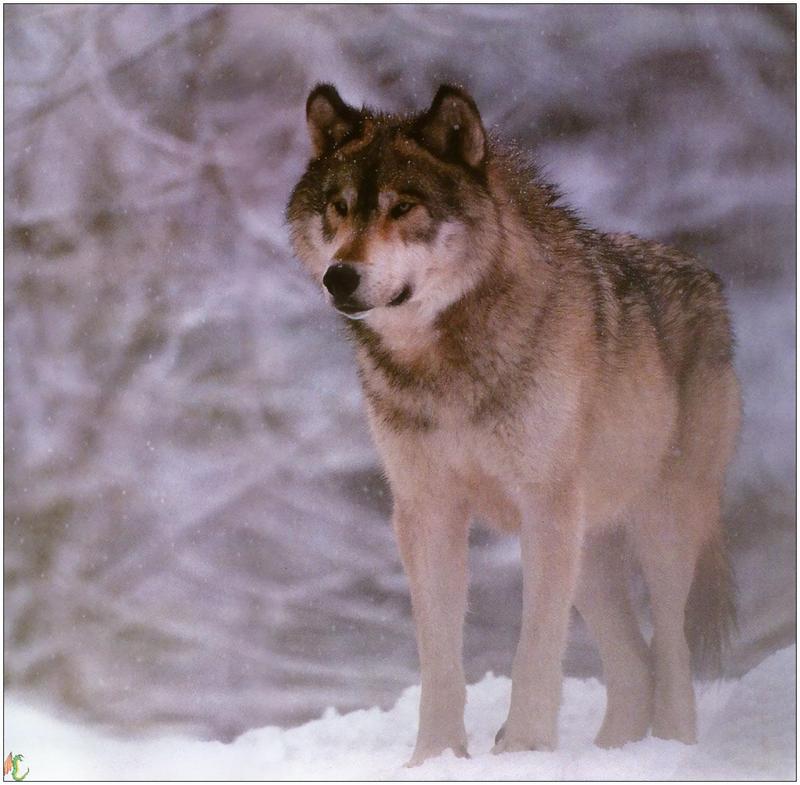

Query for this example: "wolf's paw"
[491,718,555,755]
[652,691,697,745]
[652,718,696,745]
[595,721,650,749]
[595,707,652,748]
[491,731,553,755]
[596,664,653,748]
[405,740,469,768]
[491,736,537,754]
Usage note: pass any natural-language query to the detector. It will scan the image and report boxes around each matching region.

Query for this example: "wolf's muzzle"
[323,263,360,304]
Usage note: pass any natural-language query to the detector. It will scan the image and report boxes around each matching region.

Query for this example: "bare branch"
[4,6,218,133]
[80,6,206,164]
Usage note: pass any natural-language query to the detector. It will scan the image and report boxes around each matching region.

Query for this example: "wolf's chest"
[360,369,511,436]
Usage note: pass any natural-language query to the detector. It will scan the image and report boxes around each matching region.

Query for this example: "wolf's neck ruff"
[346,235,557,431]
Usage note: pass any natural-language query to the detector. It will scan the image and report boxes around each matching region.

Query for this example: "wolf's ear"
[306,84,361,157]
[413,85,486,169]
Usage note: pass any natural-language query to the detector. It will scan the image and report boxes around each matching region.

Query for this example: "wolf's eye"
[332,199,348,217]
[390,202,414,219]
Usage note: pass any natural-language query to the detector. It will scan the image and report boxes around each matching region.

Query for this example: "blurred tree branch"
[5,6,219,133]
[82,6,205,163]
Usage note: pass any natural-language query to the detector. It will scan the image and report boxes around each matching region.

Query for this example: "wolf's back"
[598,232,735,383]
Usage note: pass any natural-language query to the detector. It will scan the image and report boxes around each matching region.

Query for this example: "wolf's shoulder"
[596,231,725,306]
[590,230,734,369]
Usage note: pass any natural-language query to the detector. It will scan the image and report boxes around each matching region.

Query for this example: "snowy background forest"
[4,3,796,777]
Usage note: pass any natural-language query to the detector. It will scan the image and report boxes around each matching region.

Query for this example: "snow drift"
[5,645,795,780]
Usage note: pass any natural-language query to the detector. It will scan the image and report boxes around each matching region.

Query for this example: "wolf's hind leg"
[574,530,653,747]
[633,494,706,745]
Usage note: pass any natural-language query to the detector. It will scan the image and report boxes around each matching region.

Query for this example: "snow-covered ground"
[5,645,795,780]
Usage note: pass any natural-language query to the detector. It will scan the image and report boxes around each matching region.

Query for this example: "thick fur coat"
[287,83,740,766]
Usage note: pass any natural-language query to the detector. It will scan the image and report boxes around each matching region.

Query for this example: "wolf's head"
[286,84,498,325]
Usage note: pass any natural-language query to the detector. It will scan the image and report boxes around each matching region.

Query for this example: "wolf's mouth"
[388,285,412,307]
[331,284,411,319]
[334,303,370,320]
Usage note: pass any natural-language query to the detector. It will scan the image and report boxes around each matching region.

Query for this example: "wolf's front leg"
[393,497,470,767]
[494,485,583,753]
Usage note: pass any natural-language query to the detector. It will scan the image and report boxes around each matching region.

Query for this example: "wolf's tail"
[684,534,737,676]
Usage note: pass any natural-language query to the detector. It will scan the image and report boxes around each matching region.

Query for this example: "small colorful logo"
[3,753,29,781]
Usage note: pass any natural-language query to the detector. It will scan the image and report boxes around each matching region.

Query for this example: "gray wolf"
[286,83,740,766]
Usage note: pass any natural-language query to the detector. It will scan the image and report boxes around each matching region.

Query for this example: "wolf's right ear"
[306,84,361,157]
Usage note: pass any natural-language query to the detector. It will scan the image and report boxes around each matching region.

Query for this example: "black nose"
[323,263,360,302]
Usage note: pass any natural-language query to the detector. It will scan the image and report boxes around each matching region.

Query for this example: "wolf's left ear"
[413,85,486,169]
[306,83,361,157]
